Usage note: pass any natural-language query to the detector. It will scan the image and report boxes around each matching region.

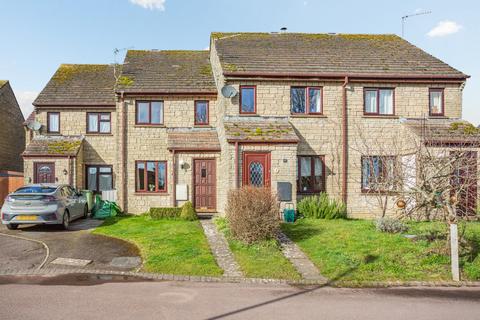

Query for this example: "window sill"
[362,115,399,119]
[429,115,448,119]
[85,133,114,136]
[298,191,325,195]
[194,124,212,128]
[238,114,259,117]
[134,125,166,128]
[290,114,327,118]
[361,190,398,195]
[134,192,169,196]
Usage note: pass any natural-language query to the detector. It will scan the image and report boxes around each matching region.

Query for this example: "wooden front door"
[243,152,271,187]
[193,159,216,211]
[34,162,55,184]
[452,151,477,216]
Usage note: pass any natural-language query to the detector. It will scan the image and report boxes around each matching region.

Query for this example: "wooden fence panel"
[0,171,24,207]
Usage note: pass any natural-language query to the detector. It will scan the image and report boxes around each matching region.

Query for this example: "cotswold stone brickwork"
[0,82,25,172]
[26,32,470,217]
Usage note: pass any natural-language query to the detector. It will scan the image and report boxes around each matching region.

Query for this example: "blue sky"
[1,0,478,123]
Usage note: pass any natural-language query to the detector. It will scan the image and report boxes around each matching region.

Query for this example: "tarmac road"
[0,274,479,320]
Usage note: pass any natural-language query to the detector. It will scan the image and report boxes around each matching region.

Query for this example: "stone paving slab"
[277,232,327,281]
[200,219,243,278]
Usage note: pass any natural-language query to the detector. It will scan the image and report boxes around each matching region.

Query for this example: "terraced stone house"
[24,32,477,217]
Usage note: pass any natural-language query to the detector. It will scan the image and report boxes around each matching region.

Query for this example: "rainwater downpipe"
[342,76,349,205]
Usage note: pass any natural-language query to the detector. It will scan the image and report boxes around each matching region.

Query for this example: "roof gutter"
[223,71,469,81]
[115,91,218,97]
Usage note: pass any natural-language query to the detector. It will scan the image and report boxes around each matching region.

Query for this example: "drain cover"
[109,257,141,268]
[51,257,92,267]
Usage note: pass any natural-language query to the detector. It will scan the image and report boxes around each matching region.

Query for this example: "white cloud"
[427,20,462,37]
[15,91,37,118]
[129,0,166,11]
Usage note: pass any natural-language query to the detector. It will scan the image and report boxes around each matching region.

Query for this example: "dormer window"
[429,88,444,116]
[239,86,256,114]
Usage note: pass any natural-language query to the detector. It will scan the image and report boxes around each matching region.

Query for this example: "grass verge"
[93,215,222,276]
[282,218,480,284]
[214,218,301,280]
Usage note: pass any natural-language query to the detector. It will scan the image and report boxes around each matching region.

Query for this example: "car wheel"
[6,224,18,230]
[82,205,88,219]
[62,211,70,230]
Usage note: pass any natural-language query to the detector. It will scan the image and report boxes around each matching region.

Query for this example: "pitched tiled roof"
[0,80,7,88]
[23,111,36,125]
[33,64,116,106]
[117,50,217,93]
[224,117,299,143]
[212,33,467,79]
[23,135,84,157]
[167,128,220,151]
[404,119,480,146]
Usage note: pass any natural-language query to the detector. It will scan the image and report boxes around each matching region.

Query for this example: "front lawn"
[215,218,301,280]
[282,219,480,283]
[93,215,222,276]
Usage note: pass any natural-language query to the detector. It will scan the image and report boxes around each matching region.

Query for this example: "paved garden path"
[200,219,243,278]
[277,232,327,281]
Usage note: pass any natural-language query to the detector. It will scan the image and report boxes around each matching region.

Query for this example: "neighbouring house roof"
[0,80,7,88]
[167,129,220,151]
[23,111,36,125]
[212,32,467,79]
[224,117,299,143]
[23,135,84,157]
[117,50,217,94]
[33,64,117,106]
[403,119,480,146]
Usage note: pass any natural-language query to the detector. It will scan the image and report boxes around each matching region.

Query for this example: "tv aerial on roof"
[221,85,238,98]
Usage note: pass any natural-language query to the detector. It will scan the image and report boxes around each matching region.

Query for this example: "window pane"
[291,88,306,113]
[88,114,98,132]
[430,91,443,114]
[100,114,110,121]
[49,113,59,132]
[313,157,323,191]
[157,162,166,190]
[137,102,150,123]
[147,162,156,191]
[100,121,111,133]
[99,167,112,173]
[99,174,112,191]
[136,162,145,191]
[379,89,393,115]
[299,157,312,192]
[241,88,255,113]
[151,102,163,124]
[87,167,97,191]
[308,88,322,113]
[195,101,208,124]
[365,90,378,113]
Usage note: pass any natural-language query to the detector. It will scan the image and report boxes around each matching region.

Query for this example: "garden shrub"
[297,193,347,219]
[148,207,182,219]
[226,186,280,244]
[375,217,408,233]
[180,201,197,221]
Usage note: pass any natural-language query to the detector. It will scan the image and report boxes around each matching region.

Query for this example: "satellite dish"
[31,121,41,131]
[221,85,238,98]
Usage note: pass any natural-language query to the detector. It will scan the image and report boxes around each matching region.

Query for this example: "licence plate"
[17,215,38,221]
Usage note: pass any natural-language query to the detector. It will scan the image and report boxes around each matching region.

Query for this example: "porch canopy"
[167,128,220,152]
[224,116,299,143]
[23,135,84,157]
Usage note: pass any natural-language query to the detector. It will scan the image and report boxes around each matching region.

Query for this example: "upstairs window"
[291,87,322,114]
[364,88,394,115]
[297,156,325,193]
[361,156,397,192]
[87,113,111,133]
[239,86,256,114]
[136,101,164,125]
[136,161,167,193]
[429,88,444,116]
[47,112,60,133]
[194,101,209,125]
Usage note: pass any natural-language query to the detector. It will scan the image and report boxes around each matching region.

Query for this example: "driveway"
[0,219,141,272]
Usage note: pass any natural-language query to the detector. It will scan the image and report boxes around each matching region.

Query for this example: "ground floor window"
[361,156,397,192]
[86,165,113,193]
[297,156,325,193]
[135,161,167,192]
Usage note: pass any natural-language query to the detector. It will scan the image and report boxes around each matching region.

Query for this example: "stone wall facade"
[0,82,25,172]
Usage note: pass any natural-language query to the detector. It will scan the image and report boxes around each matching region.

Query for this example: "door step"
[50,257,92,267]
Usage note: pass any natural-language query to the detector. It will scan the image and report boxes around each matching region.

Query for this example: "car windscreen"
[14,186,57,194]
